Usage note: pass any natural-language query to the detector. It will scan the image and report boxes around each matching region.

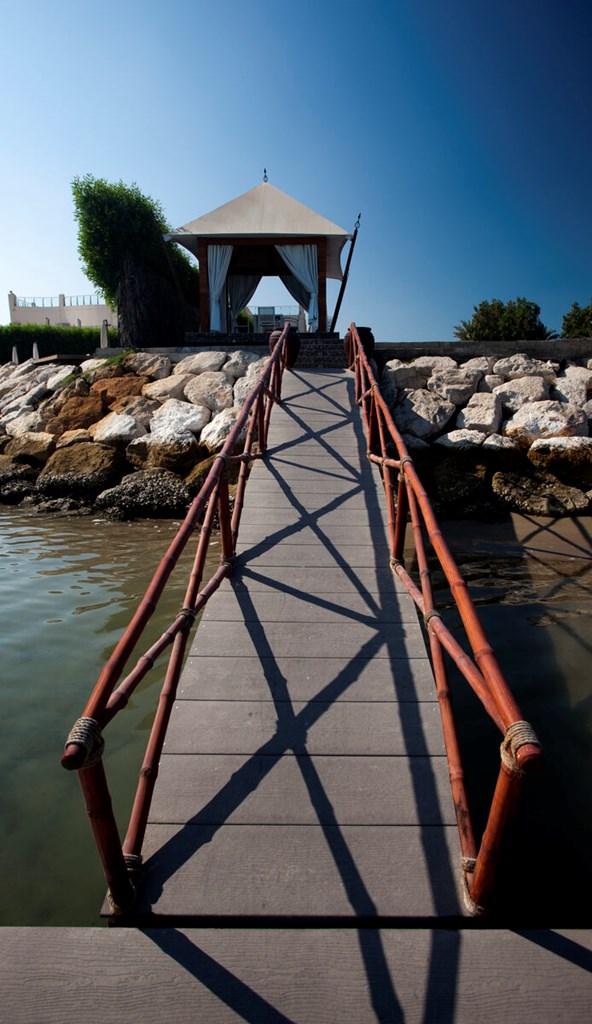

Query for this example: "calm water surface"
[1,508,590,925]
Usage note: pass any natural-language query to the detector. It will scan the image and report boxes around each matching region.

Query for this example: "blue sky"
[1,0,590,340]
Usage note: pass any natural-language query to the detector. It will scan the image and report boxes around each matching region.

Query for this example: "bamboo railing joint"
[123,852,143,873]
[179,606,197,627]
[500,721,541,776]
[461,855,477,873]
[423,609,442,629]
[64,716,104,769]
[389,556,404,571]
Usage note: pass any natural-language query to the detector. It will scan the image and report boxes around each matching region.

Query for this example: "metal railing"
[349,323,543,912]
[16,293,107,308]
[61,326,290,913]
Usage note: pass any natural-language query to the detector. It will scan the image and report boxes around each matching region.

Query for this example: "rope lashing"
[65,716,104,767]
[424,609,442,630]
[124,853,143,872]
[398,454,413,481]
[500,720,541,775]
[179,606,196,627]
[462,855,476,873]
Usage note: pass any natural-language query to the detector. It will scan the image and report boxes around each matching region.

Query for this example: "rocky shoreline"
[0,349,270,519]
[378,351,592,517]
[1,346,592,520]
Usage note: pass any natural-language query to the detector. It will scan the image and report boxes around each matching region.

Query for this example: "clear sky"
[1,0,590,340]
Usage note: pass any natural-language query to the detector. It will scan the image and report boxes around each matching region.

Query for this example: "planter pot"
[269,326,300,368]
[344,327,375,367]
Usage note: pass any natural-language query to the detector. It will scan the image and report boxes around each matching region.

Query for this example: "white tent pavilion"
[166,182,351,333]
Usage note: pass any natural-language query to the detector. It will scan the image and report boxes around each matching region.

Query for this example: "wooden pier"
[134,368,464,921]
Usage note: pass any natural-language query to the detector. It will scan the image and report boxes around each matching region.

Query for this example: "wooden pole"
[330,215,360,333]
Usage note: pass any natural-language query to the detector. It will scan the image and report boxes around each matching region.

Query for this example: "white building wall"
[8,291,117,328]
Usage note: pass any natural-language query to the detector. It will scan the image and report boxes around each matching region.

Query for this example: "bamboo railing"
[61,326,290,913]
[348,323,543,912]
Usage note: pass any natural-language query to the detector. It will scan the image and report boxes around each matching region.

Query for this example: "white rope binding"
[65,716,104,767]
[500,720,541,776]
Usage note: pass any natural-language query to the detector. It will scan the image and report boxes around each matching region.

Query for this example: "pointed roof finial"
[263,167,268,183]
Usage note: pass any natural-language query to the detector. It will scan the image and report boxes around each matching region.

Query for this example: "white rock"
[173,351,229,375]
[142,374,195,402]
[550,378,588,406]
[246,356,271,379]
[493,376,549,413]
[123,353,171,379]
[383,361,427,390]
[478,374,505,393]
[3,410,46,437]
[492,353,556,382]
[149,399,210,439]
[410,356,458,374]
[503,400,588,447]
[184,371,234,412]
[80,358,109,372]
[482,434,521,454]
[89,412,146,446]
[223,350,262,379]
[460,356,496,374]
[434,429,485,450]
[200,408,245,450]
[393,389,456,439]
[427,369,481,405]
[456,392,502,433]
[233,376,256,407]
[45,366,79,391]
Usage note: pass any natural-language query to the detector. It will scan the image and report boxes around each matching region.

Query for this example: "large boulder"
[503,401,588,447]
[427,368,481,405]
[90,375,148,408]
[126,433,204,474]
[56,429,92,448]
[45,366,80,391]
[550,366,592,406]
[527,436,592,488]
[4,431,56,464]
[410,356,458,375]
[246,356,271,379]
[94,468,191,519]
[200,408,244,450]
[223,350,262,378]
[3,409,47,437]
[433,429,485,451]
[88,412,147,446]
[173,351,229,375]
[44,393,106,434]
[0,454,38,497]
[37,442,127,498]
[233,375,257,408]
[493,376,549,414]
[394,390,456,439]
[383,360,427,390]
[456,392,502,434]
[492,354,556,382]
[184,371,234,413]
[492,470,590,515]
[122,352,171,379]
[142,374,195,403]
[149,399,211,439]
[478,374,505,393]
[460,356,496,375]
[110,395,161,427]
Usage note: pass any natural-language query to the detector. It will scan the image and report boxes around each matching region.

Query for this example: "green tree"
[71,175,199,346]
[561,299,592,338]
[453,297,557,341]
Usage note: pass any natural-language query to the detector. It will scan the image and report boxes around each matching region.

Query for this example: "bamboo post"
[77,761,135,912]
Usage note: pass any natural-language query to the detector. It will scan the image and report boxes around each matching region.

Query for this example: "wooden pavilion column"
[198,239,210,333]
[318,238,327,332]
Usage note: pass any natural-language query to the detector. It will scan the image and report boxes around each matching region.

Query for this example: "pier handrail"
[61,326,291,913]
[348,323,543,912]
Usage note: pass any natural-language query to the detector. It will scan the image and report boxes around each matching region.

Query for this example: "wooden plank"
[2,927,590,1024]
[150,753,456,825]
[163,700,446,756]
[237,506,387,527]
[202,586,419,624]
[136,823,465,917]
[190,619,427,660]
[235,542,395,567]
[178,654,436,702]
[229,564,403,594]
[237,524,389,547]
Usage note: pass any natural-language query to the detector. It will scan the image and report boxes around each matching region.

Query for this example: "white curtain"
[208,245,233,331]
[280,273,310,313]
[276,244,318,331]
[228,274,261,328]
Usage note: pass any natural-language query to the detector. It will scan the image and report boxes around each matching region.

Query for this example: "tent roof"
[167,182,351,280]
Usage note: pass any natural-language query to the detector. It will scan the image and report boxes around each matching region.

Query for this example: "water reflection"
[0,507,216,926]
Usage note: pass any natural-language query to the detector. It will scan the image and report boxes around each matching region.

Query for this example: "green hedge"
[0,323,119,365]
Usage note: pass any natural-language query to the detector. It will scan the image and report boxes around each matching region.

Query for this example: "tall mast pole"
[330,213,361,333]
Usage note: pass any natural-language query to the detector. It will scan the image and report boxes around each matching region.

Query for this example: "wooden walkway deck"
[135,368,465,922]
